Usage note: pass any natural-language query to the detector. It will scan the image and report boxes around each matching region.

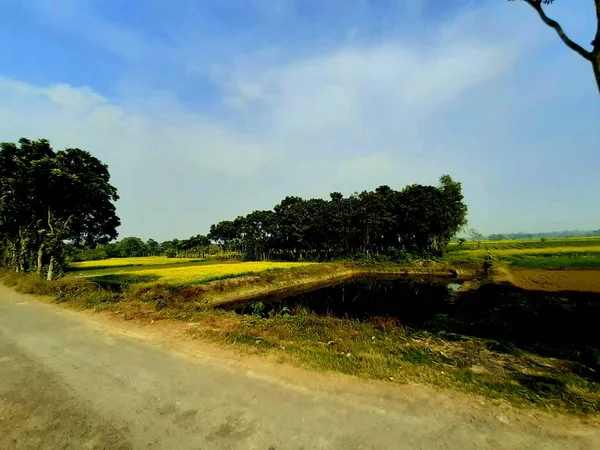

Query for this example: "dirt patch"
[0,337,132,450]
[511,269,600,293]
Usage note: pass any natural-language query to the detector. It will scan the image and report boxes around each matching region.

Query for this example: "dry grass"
[2,268,599,415]
[181,311,600,415]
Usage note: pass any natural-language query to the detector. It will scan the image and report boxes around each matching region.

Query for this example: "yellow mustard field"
[85,261,315,286]
[71,257,199,269]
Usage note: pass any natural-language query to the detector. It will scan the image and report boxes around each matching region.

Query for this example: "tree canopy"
[208,175,467,262]
[510,0,600,94]
[0,138,120,279]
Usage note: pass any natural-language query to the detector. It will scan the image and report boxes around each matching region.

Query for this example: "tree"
[510,0,600,94]
[0,139,120,279]
[208,175,468,262]
[468,228,484,249]
[116,237,146,257]
[146,239,160,256]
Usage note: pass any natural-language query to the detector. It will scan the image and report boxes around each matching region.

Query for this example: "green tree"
[116,237,146,257]
[146,239,160,256]
[208,175,468,262]
[510,0,600,94]
[0,138,120,279]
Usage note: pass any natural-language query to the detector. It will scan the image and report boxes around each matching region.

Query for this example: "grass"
[2,266,599,416]
[506,254,600,269]
[447,236,600,270]
[5,241,600,415]
[448,236,600,252]
[458,246,600,256]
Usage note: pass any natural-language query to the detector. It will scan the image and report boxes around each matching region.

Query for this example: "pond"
[232,275,462,326]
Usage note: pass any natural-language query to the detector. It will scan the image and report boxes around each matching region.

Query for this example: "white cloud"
[1,1,598,239]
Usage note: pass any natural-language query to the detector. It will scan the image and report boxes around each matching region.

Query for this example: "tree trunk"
[47,255,55,281]
[11,242,19,272]
[593,52,600,95]
[37,244,44,276]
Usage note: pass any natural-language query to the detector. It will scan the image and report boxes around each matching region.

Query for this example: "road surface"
[0,284,598,449]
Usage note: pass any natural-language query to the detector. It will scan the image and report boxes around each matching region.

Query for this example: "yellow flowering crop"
[85,261,314,286]
[71,256,198,270]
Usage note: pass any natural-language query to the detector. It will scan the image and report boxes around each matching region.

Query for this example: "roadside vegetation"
[1,257,599,416]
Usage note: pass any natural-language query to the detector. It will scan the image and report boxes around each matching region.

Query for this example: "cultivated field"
[448,236,600,292]
[70,256,201,271]
[447,236,600,270]
[448,236,600,251]
[72,258,315,288]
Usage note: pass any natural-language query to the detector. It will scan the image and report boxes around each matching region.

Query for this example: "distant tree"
[209,175,468,262]
[159,239,179,255]
[105,242,122,258]
[178,234,210,257]
[509,0,600,94]
[146,239,160,256]
[117,237,146,257]
[468,229,484,249]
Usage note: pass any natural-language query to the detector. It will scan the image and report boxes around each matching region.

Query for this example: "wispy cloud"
[0,0,598,239]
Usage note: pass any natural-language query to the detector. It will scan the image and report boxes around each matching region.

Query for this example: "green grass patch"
[503,253,600,269]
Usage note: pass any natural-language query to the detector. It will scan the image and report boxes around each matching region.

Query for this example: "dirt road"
[0,285,598,449]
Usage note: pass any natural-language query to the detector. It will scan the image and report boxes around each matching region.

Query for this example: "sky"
[0,0,598,241]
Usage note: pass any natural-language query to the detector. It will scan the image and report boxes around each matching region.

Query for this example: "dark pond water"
[233,275,462,326]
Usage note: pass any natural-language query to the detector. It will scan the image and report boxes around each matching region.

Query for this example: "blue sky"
[0,0,598,240]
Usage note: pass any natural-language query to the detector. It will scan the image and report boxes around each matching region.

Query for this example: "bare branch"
[524,0,593,61]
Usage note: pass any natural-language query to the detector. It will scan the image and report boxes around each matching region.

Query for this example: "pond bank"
[195,261,477,309]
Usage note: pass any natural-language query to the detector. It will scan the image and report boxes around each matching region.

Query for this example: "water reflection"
[235,276,461,325]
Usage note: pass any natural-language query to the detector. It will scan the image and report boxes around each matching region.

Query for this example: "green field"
[447,236,600,269]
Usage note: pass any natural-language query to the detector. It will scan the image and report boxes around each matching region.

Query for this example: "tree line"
[0,138,120,279]
[71,235,215,261]
[487,230,600,241]
[208,175,467,262]
[0,138,468,271]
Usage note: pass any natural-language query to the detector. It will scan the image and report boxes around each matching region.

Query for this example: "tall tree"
[0,139,120,279]
[510,0,600,94]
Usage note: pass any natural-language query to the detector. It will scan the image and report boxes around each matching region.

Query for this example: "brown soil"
[511,269,600,293]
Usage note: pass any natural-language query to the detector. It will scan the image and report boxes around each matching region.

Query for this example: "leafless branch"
[524,0,593,61]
